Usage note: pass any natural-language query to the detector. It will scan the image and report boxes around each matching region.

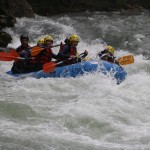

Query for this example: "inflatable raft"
[7,60,127,84]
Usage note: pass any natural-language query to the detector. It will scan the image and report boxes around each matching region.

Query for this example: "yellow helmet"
[37,38,44,45]
[107,46,115,54]
[44,36,53,43]
[69,34,79,42]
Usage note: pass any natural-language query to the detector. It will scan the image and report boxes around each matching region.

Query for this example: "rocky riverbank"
[27,0,146,16]
[0,0,34,49]
[0,0,150,49]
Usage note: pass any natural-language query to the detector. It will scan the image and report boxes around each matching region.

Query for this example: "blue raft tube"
[7,60,127,84]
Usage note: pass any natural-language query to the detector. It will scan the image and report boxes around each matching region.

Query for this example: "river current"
[0,11,150,150]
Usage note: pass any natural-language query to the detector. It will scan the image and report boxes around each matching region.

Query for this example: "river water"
[0,11,150,150]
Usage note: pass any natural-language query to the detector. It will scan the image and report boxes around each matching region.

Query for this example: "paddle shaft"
[56,57,72,66]
[43,52,86,73]
[51,44,60,48]
[0,47,15,52]
[34,44,60,49]
[56,52,86,66]
[0,44,60,52]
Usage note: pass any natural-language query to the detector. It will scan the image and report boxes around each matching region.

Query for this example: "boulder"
[0,31,12,48]
[0,15,16,29]
[27,0,145,16]
[0,0,35,18]
[0,0,35,48]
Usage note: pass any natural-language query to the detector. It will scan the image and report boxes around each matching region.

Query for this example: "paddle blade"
[10,49,19,57]
[0,52,17,61]
[31,46,43,56]
[43,62,57,73]
[117,55,134,65]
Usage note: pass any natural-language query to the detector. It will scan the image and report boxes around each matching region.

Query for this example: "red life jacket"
[57,43,77,64]
[69,46,77,56]
[37,48,53,65]
[29,56,38,64]
[59,43,77,55]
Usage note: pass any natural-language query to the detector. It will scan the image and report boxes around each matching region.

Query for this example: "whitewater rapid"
[0,11,150,150]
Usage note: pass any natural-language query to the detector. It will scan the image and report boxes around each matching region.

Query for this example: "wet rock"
[0,31,12,48]
[27,0,146,16]
[0,15,15,48]
[0,15,16,29]
[27,0,110,16]
[0,0,35,49]
[0,0,35,18]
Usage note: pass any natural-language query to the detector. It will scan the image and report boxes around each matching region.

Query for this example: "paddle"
[43,57,77,73]
[43,61,61,73]
[117,55,134,65]
[43,53,86,73]
[0,52,25,61]
[0,47,15,52]
[9,49,19,57]
[0,47,20,56]
[31,44,60,56]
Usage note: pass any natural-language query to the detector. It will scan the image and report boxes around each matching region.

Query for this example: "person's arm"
[83,50,88,57]
[20,47,32,58]
[59,45,70,59]
[98,50,107,58]
[16,46,21,53]
[52,53,58,59]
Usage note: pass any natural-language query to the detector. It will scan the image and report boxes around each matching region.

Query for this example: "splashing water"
[1,11,150,150]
